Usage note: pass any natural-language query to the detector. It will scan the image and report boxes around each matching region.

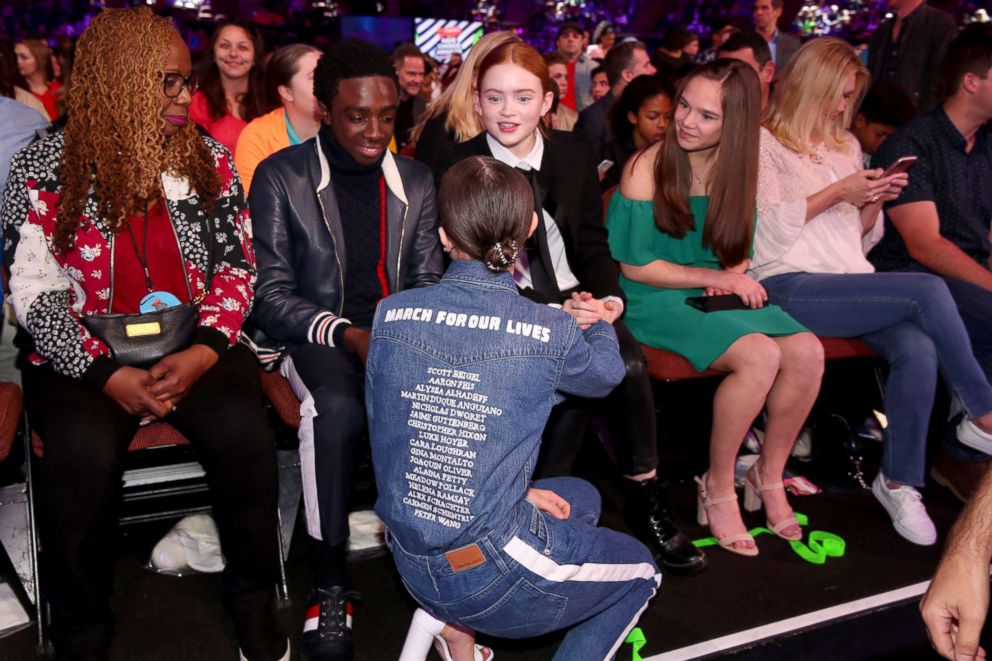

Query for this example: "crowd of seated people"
[2,2,992,659]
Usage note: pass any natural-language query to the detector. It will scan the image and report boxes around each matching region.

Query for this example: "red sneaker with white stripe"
[302,586,355,660]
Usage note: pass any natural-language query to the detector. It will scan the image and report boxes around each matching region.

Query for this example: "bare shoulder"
[619,142,661,201]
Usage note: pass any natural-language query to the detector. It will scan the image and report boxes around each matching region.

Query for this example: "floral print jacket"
[1,131,256,387]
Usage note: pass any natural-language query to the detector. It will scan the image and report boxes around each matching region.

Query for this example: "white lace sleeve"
[753,131,807,274]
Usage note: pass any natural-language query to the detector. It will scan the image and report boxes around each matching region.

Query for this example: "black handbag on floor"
[82,212,214,367]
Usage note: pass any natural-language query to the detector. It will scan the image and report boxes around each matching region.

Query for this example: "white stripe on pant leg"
[281,357,323,540]
[503,537,659,583]
[604,576,660,661]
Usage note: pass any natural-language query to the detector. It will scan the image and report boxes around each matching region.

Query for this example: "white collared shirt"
[486,131,582,293]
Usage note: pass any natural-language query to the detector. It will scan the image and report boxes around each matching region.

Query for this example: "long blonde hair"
[410,31,520,144]
[764,37,868,155]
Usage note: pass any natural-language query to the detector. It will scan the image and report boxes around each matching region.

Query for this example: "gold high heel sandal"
[695,474,758,557]
[743,465,802,541]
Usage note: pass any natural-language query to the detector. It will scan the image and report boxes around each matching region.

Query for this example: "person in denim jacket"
[366,156,660,661]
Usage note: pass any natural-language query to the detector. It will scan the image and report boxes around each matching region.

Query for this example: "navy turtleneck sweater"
[319,126,387,335]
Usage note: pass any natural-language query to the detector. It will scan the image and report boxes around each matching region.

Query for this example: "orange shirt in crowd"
[234,107,291,195]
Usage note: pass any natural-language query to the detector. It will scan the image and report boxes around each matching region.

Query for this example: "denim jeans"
[899,269,992,462]
[763,272,992,485]
[386,477,660,661]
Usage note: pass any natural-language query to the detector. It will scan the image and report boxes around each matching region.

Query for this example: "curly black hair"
[313,39,399,109]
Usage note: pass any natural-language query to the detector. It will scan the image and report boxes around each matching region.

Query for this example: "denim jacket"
[366,260,625,555]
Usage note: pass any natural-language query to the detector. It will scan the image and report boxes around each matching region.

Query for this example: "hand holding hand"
[104,366,173,421]
[563,292,619,328]
[148,344,219,406]
[526,487,571,520]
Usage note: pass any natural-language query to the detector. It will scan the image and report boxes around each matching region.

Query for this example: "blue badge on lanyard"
[139,291,182,313]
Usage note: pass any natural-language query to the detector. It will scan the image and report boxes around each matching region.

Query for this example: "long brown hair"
[196,20,265,122]
[263,43,320,113]
[439,156,534,272]
[56,7,220,254]
[654,59,761,267]
[16,39,54,84]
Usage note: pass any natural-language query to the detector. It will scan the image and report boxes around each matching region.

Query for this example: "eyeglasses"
[162,72,198,99]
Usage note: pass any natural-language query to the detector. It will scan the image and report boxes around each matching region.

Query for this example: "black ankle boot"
[625,476,707,575]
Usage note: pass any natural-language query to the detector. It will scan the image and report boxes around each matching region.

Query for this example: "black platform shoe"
[625,476,707,575]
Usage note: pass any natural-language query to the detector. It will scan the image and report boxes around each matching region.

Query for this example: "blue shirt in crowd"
[0,97,49,192]
[870,105,992,272]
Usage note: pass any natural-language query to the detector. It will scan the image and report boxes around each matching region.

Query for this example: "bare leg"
[440,623,491,661]
[755,333,824,536]
[706,334,782,550]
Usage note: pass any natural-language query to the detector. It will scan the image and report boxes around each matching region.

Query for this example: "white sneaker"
[871,473,937,546]
[957,418,992,454]
[239,639,290,661]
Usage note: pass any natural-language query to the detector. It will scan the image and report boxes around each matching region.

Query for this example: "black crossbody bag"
[82,213,214,367]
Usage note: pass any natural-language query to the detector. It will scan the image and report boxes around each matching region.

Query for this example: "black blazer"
[451,130,624,303]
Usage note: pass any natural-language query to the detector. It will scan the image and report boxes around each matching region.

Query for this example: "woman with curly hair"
[189,20,266,153]
[2,8,285,659]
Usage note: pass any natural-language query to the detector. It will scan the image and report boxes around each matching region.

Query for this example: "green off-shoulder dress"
[606,193,807,371]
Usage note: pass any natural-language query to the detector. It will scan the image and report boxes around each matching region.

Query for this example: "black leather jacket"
[247,138,443,364]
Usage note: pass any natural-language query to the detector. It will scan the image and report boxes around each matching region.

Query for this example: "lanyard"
[126,207,154,294]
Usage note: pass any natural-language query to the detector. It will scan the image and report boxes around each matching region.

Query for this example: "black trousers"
[23,344,280,655]
[283,343,365,549]
[536,320,658,478]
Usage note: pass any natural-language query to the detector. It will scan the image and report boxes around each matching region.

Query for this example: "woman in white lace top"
[752,38,992,547]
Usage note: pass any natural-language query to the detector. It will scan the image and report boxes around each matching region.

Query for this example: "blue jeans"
[386,477,660,661]
[763,272,992,485]
[899,268,992,462]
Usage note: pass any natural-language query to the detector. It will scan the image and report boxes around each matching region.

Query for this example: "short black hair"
[591,65,606,79]
[660,25,695,52]
[940,23,992,99]
[610,74,675,142]
[314,39,399,108]
[718,31,772,68]
[856,83,916,128]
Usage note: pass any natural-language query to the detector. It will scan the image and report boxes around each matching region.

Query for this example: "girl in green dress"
[606,59,824,556]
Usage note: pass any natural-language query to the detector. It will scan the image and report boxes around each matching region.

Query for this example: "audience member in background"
[248,39,442,660]
[921,462,992,661]
[51,35,74,119]
[652,25,697,80]
[545,52,579,131]
[600,75,674,191]
[373,157,658,661]
[0,39,49,119]
[697,18,739,64]
[421,56,442,103]
[718,31,775,111]
[575,40,657,160]
[850,83,915,167]
[15,38,61,120]
[392,42,427,150]
[590,65,609,102]
[871,25,992,503]
[190,20,266,154]
[455,41,706,574]
[439,51,461,90]
[2,8,284,658]
[588,21,616,60]
[754,38,992,546]
[234,43,321,195]
[753,0,800,70]
[411,31,521,186]
[0,58,48,186]
[607,59,821,557]
[683,32,700,61]
[554,21,596,111]
[868,0,956,114]
[545,78,577,133]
